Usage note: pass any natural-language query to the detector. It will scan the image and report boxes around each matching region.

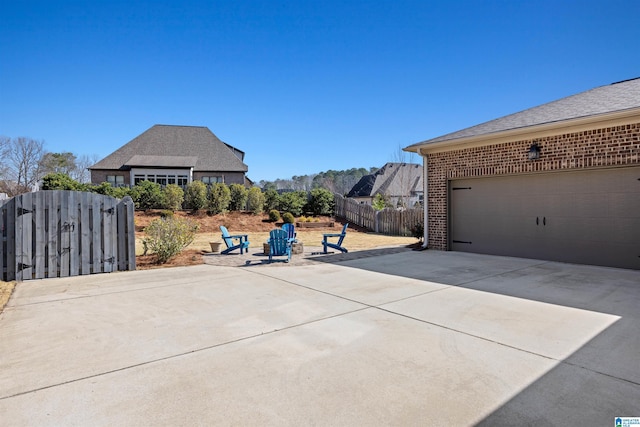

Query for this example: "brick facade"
[425,122,640,249]
[90,169,129,186]
[192,171,245,185]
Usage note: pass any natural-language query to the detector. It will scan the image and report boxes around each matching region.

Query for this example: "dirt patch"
[0,281,16,313]
[135,210,332,233]
[135,210,419,269]
[136,249,206,270]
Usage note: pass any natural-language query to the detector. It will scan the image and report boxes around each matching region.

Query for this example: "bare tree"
[4,137,45,194]
[390,143,421,208]
[72,153,100,183]
[0,135,10,181]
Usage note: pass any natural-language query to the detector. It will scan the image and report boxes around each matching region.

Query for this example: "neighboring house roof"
[90,125,248,172]
[347,163,423,198]
[406,77,640,150]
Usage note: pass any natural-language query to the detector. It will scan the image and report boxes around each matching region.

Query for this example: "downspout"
[420,149,429,249]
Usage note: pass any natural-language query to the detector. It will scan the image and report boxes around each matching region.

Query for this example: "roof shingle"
[90,125,248,172]
[407,77,640,149]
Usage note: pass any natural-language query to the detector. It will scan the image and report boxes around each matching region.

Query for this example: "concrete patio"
[1,250,638,426]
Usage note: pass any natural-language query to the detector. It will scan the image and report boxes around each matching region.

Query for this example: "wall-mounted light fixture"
[528,143,541,160]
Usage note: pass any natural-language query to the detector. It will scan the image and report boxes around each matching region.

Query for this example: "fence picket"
[80,192,91,275]
[92,195,102,273]
[69,191,80,276]
[60,191,70,277]
[6,198,15,281]
[0,201,5,281]
[47,191,59,278]
[34,192,45,279]
[103,196,116,273]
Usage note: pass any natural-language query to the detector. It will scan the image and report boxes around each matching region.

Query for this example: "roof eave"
[405,107,640,155]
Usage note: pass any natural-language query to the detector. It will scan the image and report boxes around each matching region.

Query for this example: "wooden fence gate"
[0,191,136,281]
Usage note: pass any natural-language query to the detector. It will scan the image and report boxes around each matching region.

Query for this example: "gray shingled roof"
[90,125,248,172]
[407,77,640,148]
[347,163,423,197]
[124,155,198,168]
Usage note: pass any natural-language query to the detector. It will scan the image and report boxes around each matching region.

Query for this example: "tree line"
[257,167,379,195]
[40,172,336,217]
[0,136,97,197]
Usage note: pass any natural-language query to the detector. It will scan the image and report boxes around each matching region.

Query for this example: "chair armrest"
[229,234,248,241]
[323,233,343,238]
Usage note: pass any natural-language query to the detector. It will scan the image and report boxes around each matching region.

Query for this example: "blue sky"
[2,0,639,182]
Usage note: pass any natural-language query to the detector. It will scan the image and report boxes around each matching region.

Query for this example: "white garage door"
[450,167,640,270]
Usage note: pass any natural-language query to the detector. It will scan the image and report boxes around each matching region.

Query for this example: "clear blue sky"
[2,0,639,182]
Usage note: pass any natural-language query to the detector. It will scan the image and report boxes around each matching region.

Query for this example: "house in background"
[347,162,423,208]
[89,125,249,188]
[405,77,640,270]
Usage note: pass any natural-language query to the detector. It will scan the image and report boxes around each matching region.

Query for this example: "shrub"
[372,193,391,211]
[264,189,279,211]
[277,191,307,217]
[307,188,334,216]
[282,212,295,224]
[410,222,424,242]
[131,180,165,210]
[143,217,199,264]
[184,181,207,211]
[86,182,131,199]
[163,184,184,211]
[90,182,117,196]
[229,183,249,211]
[247,187,265,214]
[268,209,281,222]
[207,183,231,214]
[110,186,132,199]
[40,173,86,191]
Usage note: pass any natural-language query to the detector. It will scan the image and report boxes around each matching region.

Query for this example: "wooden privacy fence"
[334,194,423,236]
[1,191,136,281]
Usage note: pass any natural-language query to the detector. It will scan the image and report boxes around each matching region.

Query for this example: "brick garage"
[406,78,640,270]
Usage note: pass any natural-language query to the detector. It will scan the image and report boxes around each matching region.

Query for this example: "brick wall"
[90,169,130,186]
[192,171,246,185]
[426,122,640,249]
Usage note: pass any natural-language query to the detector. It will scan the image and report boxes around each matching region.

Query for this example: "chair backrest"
[220,225,233,247]
[336,223,349,245]
[281,223,296,240]
[269,229,289,255]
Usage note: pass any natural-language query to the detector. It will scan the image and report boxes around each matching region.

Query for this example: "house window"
[133,173,190,188]
[202,176,223,184]
[107,175,125,187]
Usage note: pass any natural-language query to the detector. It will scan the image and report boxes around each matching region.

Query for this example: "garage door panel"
[450,167,640,270]
[610,192,639,217]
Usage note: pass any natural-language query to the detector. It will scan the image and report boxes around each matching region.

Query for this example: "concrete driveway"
[1,250,638,426]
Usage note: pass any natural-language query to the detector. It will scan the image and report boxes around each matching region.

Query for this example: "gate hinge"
[102,207,115,215]
[17,263,32,271]
[17,207,32,216]
[103,257,115,264]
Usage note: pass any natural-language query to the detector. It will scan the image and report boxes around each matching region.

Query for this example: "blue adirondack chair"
[267,228,291,263]
[281,223,297,243]
[322,223,349,254]
[220,225,250,254]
